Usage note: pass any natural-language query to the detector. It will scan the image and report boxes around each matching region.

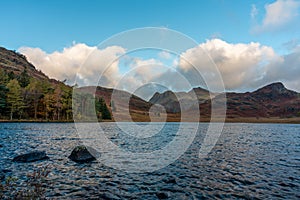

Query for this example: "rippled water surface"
[0,122,299,199]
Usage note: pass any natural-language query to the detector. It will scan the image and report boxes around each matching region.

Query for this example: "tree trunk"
[44,104,48,120]
[34,103,38,119]
[10,110,13,120]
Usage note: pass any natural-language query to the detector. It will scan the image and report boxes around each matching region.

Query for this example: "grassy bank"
[0,117,299,124]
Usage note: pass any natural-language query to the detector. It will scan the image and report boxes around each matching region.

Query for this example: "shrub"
[0,165,51,199]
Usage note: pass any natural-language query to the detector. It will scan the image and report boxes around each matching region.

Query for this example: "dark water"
[0,122,299,199]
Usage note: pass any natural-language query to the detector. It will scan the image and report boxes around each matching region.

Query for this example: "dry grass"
[0,165,51,199]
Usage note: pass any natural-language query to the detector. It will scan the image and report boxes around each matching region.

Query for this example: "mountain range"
[1,46,299,123]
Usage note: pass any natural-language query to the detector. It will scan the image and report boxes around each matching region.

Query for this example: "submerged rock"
[164,177,177,184]
[156,192,169,199]
[0,172,5,180]
[1,169,12,173]
[13,151,49,162]
[68,145,98,163]
[0,169,10,180]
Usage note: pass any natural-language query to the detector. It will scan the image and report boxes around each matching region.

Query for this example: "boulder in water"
[13,151,49,162]
[156,192,169,199]
[68,145,98,163]
[0,172,4,180]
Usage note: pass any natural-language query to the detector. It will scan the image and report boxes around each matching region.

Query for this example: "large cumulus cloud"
[263,46,300,91]
[19,39,300,94]
[178,39,280,91]
[19,43,126,86]
[252,0,300,33]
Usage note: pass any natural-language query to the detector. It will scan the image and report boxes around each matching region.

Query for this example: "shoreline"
[0,120,75,123]
[0,117,299,124]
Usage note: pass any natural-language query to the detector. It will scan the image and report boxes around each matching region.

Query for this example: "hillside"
[0,47,152,122]
[225,82,300,118]
[0,46,299,123]
[0,47,72,121]
[76,86,153,122]
[149,87,215,113]
[149,82,300,121]
[0,47,50,81]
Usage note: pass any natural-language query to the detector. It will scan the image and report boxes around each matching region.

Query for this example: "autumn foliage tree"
[0,68,113,121]
[6,79,24,120]
[0,85,8,116]
[25,79,44,119]
[96,97,112,120]
[17,68,30,88]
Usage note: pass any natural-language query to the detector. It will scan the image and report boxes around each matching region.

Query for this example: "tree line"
[0,68,111,121]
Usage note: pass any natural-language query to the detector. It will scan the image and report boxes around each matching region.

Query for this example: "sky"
[1,0,300,96]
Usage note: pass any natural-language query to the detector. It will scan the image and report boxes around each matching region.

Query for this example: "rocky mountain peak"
[253,82,297,99]
[0,47,51,81]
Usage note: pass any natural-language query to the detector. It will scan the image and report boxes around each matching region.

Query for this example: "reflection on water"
[0,123,299,199]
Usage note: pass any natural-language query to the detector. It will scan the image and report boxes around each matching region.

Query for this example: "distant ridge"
[0,46,299,122]
[252,82,298,100]
[149,82,300,119]
[0,47,62,84]
[205,82,300,118]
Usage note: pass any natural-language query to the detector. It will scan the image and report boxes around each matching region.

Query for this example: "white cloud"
[19,43,126,86]
[129,58,162,68]
[19,43,172,96]
[158,51,172,59]
[253,0,300,32]
[178,39,300,91]
[263,45,300,90]
[251,4,258,19]
[178,39,282,91]
[19,40,300,94]
[282,39,300,50]
[114,58,168,95]
[178,38,300,92]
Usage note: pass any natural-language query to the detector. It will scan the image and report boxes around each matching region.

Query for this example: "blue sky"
[1,0,297,52]
[1,0,300,93]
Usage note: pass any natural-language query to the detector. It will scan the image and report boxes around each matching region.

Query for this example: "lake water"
[0,122,299,199]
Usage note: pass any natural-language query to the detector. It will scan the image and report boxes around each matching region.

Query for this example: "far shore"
[211,117,300,124]
[0,117,299,124]
[0,119,75,123]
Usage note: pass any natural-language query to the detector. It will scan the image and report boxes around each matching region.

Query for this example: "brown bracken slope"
[1,46,299,122]
[149,82,300,122]
[0,47,63,85]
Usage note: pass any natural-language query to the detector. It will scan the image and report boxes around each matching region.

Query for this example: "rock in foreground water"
[13,151,49,162]
[156,192,169,199]
[68,146,98,163]
[0,172,5,180]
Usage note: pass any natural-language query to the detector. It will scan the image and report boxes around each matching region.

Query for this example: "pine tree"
[0,85,8,116]
[7,71,15,81]
[17,68,30,88]
[25,79,43,119]
[6,79,25,120]
[39,81,53,120]
[0,68,9,85]
[53,85,63,120]
[110,100,116,112]
[43,92,56,120]
[96,97,111,120]
[61,86,72,120]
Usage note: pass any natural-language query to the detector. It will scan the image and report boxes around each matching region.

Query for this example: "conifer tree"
[6,79,25,120]
[0,68,9,85]
[96,97,111,120]
[0,85,8,116]
[17,68,30,88]
[26,79,43,119]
